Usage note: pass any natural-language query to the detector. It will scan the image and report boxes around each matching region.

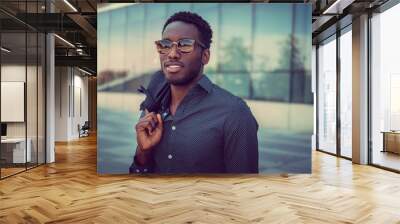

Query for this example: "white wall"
[1,65,26,81]
[71,72,89,138]
[55,67,69,141]
[55,67,89,141]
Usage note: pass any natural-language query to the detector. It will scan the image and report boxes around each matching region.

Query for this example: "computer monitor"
[1,123,7,137]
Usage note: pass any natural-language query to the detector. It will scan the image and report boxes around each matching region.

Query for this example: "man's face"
[160,21,209,86]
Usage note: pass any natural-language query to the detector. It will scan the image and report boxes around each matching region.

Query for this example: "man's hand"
[135,112,163,151]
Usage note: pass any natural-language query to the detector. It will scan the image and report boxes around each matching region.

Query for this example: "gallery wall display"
[97,3,313,174]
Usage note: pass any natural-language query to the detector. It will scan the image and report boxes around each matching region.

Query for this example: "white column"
[45,1,55,163]
[312,45,317,150]
[352,14,369,164]
[46,33,55,163]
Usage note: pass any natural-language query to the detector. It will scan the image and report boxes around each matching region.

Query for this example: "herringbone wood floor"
[1,134,400,224]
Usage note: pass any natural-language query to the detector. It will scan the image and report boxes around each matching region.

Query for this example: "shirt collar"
[197,75,213,93]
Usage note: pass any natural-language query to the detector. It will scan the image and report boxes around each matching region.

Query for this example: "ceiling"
[311,0,390,43]
[0,0,97,74]
[1,0,395,74]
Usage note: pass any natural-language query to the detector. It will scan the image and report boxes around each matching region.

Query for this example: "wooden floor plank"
[0,134,400,223]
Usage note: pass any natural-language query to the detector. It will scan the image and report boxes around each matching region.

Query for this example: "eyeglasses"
[155,38,206,54]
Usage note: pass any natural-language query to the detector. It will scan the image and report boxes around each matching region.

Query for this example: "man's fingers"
[136,112,162,134]
[143,121,155,135]
[139,115,157,126]
[136,120,153,132]
[143,112,157,120]
[156,114,163,130]
[141,113,158,125]
[147,124,153,135]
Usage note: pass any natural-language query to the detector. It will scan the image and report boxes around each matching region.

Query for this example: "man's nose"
[167,44,180,59]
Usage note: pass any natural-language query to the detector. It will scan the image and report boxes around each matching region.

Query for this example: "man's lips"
[165,62,184,73]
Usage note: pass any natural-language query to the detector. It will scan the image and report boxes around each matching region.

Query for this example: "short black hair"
[162,11,213,49]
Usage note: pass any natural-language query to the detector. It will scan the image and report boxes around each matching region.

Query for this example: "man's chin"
[164,73,186,85]
[166,78,188,86]
[163,70,200,86]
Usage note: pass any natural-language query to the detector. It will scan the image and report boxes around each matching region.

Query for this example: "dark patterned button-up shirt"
[129,73,259,174]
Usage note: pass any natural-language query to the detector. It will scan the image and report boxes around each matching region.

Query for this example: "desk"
[381,131,400,154]
[1,138,31,163]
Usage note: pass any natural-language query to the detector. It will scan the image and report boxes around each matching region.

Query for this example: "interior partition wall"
[0,1,46,179]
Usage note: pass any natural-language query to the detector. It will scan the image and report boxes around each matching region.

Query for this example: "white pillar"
[312,45,317,150]
[46,33,55,163]
[46,1,55,163]
[352,14,369,164]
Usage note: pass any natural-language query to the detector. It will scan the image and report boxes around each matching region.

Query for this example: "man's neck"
[170,74,202,115]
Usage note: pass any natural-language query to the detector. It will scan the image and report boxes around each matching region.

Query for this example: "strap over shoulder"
[138,70,170,113]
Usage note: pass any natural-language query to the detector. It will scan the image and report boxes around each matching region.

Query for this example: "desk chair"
[78,121,90,138]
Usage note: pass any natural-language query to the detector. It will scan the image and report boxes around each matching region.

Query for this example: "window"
[371,3,400,171]
[317,36,337,154]
[339,27,352,158]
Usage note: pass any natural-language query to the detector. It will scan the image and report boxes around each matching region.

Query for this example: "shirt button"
[168,154,173,159]
[172,126,176,131]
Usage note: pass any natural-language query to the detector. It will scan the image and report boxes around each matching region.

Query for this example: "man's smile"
[166,65,182,73]
[165,62,184,73]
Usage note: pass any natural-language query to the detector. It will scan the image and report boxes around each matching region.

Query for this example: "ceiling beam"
[322,0,356,14]
[55,55,96,72]
[67,13,97,39]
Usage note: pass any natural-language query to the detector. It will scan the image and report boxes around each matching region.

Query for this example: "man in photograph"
[129,11,259,174]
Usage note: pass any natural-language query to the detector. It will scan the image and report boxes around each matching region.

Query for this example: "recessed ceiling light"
[63,0,78,12]
[322,0,354,15]
[78,67,93,76]
[54,34,75,48]
[1,47,11,53]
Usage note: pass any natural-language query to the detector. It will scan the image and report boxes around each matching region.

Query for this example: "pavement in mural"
[97,108,311,174]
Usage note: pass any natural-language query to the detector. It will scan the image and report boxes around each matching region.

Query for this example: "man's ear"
[201,49,210,65]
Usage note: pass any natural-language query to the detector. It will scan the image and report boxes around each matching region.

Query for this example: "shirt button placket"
[168,123,176,172]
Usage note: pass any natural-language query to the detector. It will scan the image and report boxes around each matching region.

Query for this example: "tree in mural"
[278,35,307,102]
[219,37,253,98]
[220,37,252,71]
[278,35,305,72]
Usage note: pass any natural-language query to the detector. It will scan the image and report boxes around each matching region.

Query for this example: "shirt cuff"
[129,155,153,174]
